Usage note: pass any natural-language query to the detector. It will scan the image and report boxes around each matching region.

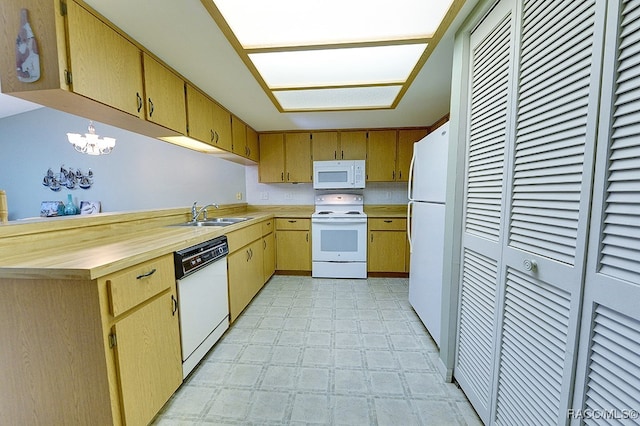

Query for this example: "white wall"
[0,108,246,220]
[244,165,408,206]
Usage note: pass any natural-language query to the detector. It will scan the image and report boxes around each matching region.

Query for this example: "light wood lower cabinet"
[368,218,408,273]
[112,289,182,426]
[275,218,311,271]
[262,219,276,282]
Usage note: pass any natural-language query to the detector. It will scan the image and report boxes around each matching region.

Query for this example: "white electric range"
[311,193,367,279]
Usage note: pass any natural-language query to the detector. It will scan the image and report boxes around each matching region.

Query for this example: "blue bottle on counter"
[64,193,77,215]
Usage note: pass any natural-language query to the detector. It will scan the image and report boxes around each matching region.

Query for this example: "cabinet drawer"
[368,218,407,231]
[262,219,274,236]
[227,223,262,252]
[107,254,174,317]
[276,218,310,230]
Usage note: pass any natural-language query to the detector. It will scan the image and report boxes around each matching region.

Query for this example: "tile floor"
[153,276,482,425]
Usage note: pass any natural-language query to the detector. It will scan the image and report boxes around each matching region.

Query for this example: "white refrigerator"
[407,121,450,348]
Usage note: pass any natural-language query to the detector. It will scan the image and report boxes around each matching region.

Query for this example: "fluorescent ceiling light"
[274,86,403,111]
[249,44,427,89]
[203,0,459,111]
[213,0,451,48]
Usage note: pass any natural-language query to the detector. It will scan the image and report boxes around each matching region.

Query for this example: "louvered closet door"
[454,1,515,423]
[572,0,640,421]
[495,0,605,424]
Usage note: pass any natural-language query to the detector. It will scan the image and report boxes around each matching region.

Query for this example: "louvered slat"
[584,304,640,423]
[465,14,511,241]
[456,249,498,410]
[509,0,596,265]
[599,0,640,283]
[495,269,570,426]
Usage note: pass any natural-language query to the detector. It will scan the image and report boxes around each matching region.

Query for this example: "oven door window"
[312,221,367,262]
[321,229,358,252]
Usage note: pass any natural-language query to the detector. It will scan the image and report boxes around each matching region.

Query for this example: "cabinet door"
[66,1,143,117]
[186,84,214,145]
[397,129,428,182]
[276,230,310,271]
[143,53,186,133]
[312,131,339,161]
[259,133,285,182]
[231,116,247,157]
[246,126,260,162]
[263,232,276,283]
[367,130,397,181]
[339,131,367,160]
[285,133,312,182]
[212,102,232,151]
[113,290,182,426]
[228,239,263,322]
[368,231,406,273]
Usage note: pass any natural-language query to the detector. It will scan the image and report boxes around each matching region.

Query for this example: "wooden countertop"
[0,204,406,280]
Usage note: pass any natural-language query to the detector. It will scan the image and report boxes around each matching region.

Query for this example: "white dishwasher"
[174,236,229,378]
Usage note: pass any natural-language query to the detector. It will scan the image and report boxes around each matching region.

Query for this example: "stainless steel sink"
[172,217,252,227]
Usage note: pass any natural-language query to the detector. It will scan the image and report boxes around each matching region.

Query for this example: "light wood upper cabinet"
[259,133,285,182]
[186,84,214,144]
[367,130,398,182]
[339,131,368,160]
[143,53,186,133]
[66,1,144,118]
[231,116,247,157]
[285,133,312,183]
[397,128,428,182]
[212,102,232,152]
[312,132,339,161]
[246,126,260,162]
[259,133,311,183]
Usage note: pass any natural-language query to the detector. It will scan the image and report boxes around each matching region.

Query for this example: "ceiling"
[0,0,478,132]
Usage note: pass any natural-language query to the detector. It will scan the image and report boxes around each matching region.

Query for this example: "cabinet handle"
[371,234,373,242]
[287,172,290,181]
[264,240,266,249]
[392,170,395,180]
[334,150,337,159]
[384,220,393,223]
[250,248,253,259]
[246,249,251,262]
[136,268,156,279]
[306,233,309,242]
[523,259,538,272]
[136,92,143,113]
[341,150,344,159]
[148,98,154,117]
[288,220,297,223]
[399,171,402,180]
[171,294,178,316]
[211,129,215,143]
[281,172,284,181]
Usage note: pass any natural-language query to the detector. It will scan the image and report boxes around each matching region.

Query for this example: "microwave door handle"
[351,164,355,185]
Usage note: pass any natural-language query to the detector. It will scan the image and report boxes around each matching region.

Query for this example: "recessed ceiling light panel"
[273,86,403,111]
[213,0,452,48]
[249,44,427,88]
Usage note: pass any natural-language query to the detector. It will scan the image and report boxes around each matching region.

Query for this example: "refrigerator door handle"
[407,200,414,253]
[407,144,417,200]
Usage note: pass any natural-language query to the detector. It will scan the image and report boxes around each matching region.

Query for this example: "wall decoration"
[42,166,94,191]
[15,9,41,83]
[80,201,101,215]
[40,201,64,217]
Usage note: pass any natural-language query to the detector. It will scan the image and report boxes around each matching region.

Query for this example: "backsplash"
[244,165,408,205]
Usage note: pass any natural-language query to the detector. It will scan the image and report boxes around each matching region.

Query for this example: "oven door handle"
[312,218,367,225]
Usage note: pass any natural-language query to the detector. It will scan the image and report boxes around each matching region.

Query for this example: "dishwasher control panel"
[174,235,229,279]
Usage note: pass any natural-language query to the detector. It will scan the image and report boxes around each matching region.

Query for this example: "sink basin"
[172,217,252,227]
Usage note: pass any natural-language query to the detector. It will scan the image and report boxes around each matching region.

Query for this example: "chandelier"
[67,121,116,155]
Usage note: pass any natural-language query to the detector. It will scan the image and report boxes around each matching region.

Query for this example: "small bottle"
[64,193,77,215]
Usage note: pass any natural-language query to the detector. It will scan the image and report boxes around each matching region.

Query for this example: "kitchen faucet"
[191,201,219,222]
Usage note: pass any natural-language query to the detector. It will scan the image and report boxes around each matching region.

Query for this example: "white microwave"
[313,160,365,189]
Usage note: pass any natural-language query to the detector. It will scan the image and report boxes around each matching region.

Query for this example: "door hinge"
[60,0,67,16]
[108,333,117,348]
[64,70,72,85]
